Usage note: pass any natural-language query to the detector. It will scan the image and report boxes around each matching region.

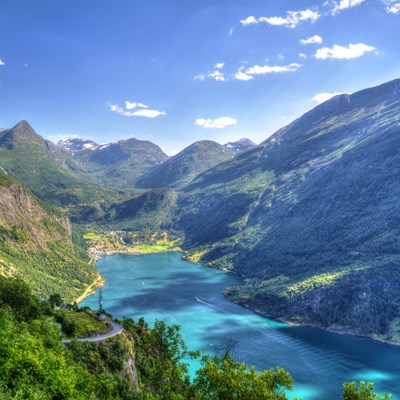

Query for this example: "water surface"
[82,253,400,399]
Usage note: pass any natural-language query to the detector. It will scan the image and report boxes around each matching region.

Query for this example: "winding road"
[62,320,123,344]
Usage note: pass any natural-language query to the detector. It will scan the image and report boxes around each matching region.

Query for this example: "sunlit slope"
[0,121,118,206]
[0,170,97,301]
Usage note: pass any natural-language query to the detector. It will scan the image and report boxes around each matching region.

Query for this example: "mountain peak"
[0,120,42,149]
[13,120,36,135]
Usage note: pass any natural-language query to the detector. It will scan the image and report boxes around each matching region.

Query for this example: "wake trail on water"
[195,296,286,339]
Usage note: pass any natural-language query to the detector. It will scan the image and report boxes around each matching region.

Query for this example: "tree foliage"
[194,354,297,400]
[342,381,391,400]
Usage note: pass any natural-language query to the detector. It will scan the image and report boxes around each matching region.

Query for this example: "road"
[62,320,123,344]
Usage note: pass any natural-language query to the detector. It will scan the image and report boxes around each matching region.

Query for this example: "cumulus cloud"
[245,63,302,75]
[332,0,365,13]
[382,0,400,13]
[195,68,228,82]
[299,53,308,59]
[240,16,258,25]
[234,70,254,81]
[389,2,400,12]
[110,102,166,118]
[315,43,377,59]
[209,70,227,81]
[125,101,148,110]
[300,34,323,45]
[0,59,5,66]
[241,9,320,28]
[195,116,237,129]
[312,92,344,104]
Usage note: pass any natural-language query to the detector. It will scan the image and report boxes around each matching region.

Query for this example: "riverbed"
[82,252,400,399]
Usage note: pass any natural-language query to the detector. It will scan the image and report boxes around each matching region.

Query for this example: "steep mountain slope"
[0,121,117,206]
[59,137,168,187]
[0,170,98,301]
[136,140,235,189]
[172,79,400,340]
[104,188,178,231]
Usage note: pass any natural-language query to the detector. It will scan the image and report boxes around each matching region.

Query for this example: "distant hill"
[224,138,256,155]
[136,140,236,189]
[0,169,97,301]
[170,78,400,340]
[58,136,168,187]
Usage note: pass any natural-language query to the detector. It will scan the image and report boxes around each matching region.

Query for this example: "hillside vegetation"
[0,169,97,301]
[170,79,400,340]
[0,121,122,206]
[136,140,236,189]
[59,137,169,188]
[0,276,387,400]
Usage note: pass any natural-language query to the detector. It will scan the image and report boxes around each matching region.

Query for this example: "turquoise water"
[82,253,400,399]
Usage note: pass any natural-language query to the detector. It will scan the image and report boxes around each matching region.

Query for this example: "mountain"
[58,137,168,187]
[104,188,178,231]
[0,169,98,301]
[136,140,236,189]
[58,137,98,152]
[166,78,400,340]
[0,121,118,206]
[224,138,256,155]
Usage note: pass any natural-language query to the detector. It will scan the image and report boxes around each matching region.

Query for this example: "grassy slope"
[0,121,124,207]
[0,170,98,302]
[65,138,169,188]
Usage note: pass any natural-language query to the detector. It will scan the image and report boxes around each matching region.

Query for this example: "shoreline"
[75,273,105,305]
[225,294,400,348]
[79,248,400,347]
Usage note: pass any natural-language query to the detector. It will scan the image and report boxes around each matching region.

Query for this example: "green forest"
[0,277,391,399]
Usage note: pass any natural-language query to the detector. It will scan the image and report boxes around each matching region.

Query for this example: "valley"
[2,1,399,397]
[1,79,400,344]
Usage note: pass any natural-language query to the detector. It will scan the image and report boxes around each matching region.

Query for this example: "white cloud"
[209,70,227,81]
[195,68,228,82]
[240,16,258,26]
[229,28,234,35]
[277,54,285,60]
[194,73,206,81]
[215,62,225,69]
[300,34,323,45]
[312,92,344,104]
[234,70,254,81]
[125,101,148,110]
[246,63,302,75]
[0,59,5,66]
[299,53,308,59]
[195,116,237,129]
[110,102,166,118]
[387,1,400,13]
[332,0,365,13]
[315,43,377,59]
[242,9,320,28]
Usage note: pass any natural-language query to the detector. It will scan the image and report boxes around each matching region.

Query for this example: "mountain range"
[1,78,400,341]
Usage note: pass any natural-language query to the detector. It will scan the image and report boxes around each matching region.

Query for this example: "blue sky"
[0,0,399,154]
